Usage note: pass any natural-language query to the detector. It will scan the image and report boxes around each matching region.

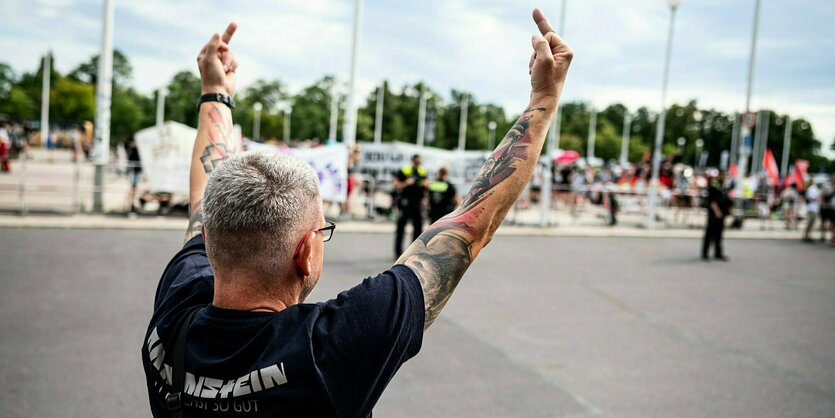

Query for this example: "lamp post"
[342,0,363,145]
[252,102,262,140]
[646,0,680,229]
[695,138,704,170]
[92,0,115,213]
[155,88,167,130]
[416,86,427,147]
[457,93,469,151]
[40,51,51,149]
[780,116,792,176]
[487,121,497,150]
[328,81,339,141]
[283,104,292,142]
[373,81,384,144]
[620,113,632,165]
[677,136,686,156]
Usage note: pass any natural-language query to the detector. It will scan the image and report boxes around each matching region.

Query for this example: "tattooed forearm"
[186,103,235,241]
[399,105,550,330]
[184,200,204,242]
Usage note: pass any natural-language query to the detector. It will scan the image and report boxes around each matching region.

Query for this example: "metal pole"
[328,83,338,141]
[283,106,291,142]
[155,88,166,130]
[620,114,632,164]
[373,82,384,144]
[342,0,363,145]
[457,93,469,151]
[18,153,27,215]
[587,108,597,161]
[780,116,792,176]
[40,51,50,150]
[729,112,739,165]
[751,111,763,173]
[252,102,262,140]
[487,121,497,150]
[647,3,678,229]
[756,111,770,173]
[93,0,115,213]
[733,0,761,226]
[416,86,427,147]
[539,0,567,228]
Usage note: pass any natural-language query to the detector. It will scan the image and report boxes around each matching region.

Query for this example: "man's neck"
[212,271,297,313]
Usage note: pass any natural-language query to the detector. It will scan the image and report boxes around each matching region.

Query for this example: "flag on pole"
[763,149,779,185]
[787,159,809,191]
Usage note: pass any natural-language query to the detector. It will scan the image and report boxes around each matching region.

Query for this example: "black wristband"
[197,93,235,112]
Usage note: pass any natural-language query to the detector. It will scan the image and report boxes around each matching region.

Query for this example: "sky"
[3,0,835,156]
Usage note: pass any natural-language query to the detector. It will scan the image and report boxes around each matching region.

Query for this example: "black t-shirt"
[142,235,425,417]
[394,167,427,209]
[428,180,457,220]
[706,182,730,219]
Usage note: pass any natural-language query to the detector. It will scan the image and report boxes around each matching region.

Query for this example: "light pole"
[92,0,115,213]
[373,81,384,144]
[586,108,597,162]
[780,116,792,176]
[733,0,761,227]
[647,0,680,229]
[457,93,469,151]
[695,138,704,170]
[342,0,363,145]
[487,121,497,150]
[252,102,262,140]
[540,0,568,227]
[328,81,339,141]
[620,113,632,165]
[677,136,686,156]
[416,86,427,147]
[283,104,292,143]
[155,88,167,130]
[40,51,51,149]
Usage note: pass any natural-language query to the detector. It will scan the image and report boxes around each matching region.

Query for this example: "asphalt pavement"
[1,229,833,417]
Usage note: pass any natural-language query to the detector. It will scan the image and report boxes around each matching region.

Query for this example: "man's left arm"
[185,23,240,242]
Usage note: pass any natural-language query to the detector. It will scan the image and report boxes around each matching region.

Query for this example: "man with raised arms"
[142,9,572,417]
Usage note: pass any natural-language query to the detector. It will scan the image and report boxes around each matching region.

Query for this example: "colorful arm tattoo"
[185,104,234,242]
[398,107,547,329]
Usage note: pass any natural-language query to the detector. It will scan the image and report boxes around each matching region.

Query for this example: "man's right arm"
[396,8,573,329]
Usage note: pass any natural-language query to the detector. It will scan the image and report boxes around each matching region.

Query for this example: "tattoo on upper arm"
[401,107,546,329]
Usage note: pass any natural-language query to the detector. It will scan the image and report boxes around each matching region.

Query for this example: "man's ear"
[294,233,314,277]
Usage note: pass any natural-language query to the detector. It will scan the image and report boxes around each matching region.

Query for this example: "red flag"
[792,159,809,191]
[763,149,779,184]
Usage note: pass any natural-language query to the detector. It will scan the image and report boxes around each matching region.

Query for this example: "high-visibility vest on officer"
[428,166,460,223]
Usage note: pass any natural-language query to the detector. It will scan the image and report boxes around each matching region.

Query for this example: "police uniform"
[702,179,730,260]
[428,179,457,224]
[394,166,427,257]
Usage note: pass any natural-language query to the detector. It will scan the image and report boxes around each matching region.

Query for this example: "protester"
[780,183,800,230]
[392,154,428,258]
[340,144,361,219]
[141,12,572,416]
[702,170,731,261]
[427,166,459,224]
[0,123,11,173]
[803,181,822,242]
[125,136,142,214]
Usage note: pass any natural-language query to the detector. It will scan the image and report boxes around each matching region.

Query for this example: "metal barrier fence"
[1,151,811,231]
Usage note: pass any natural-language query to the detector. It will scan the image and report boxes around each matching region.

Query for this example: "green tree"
[68,50,133,88]
[164,71,202,127]
[49,77,95,122]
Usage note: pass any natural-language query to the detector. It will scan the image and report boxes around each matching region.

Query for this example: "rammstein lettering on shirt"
[146,327,288,399]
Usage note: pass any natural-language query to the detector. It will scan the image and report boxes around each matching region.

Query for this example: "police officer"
[702,170,731,261]
[393,154,428,258]
[428,166,460,224]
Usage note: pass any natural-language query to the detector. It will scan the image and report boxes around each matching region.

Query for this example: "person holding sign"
[142,9,572,417]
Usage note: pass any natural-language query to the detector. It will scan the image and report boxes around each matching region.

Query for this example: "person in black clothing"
[702,170,731,261]
[393,154,428,258]
[428,166,460,224]
[143,11,573,417]
[126,136,142,213]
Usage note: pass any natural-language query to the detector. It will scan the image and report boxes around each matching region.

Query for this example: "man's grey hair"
[203,150,321,275]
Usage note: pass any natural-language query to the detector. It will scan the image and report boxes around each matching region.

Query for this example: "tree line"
[0,50,831,171]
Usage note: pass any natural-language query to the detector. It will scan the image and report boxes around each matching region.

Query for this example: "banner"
[134,121,198,194]
[355,142,488,194]
[245,141,349,203]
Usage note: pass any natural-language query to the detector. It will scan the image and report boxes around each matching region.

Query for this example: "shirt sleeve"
[152,235,215,314]
[312,264,425,416]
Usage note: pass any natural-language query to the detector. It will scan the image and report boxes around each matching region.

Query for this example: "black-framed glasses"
[293,221,336,260]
